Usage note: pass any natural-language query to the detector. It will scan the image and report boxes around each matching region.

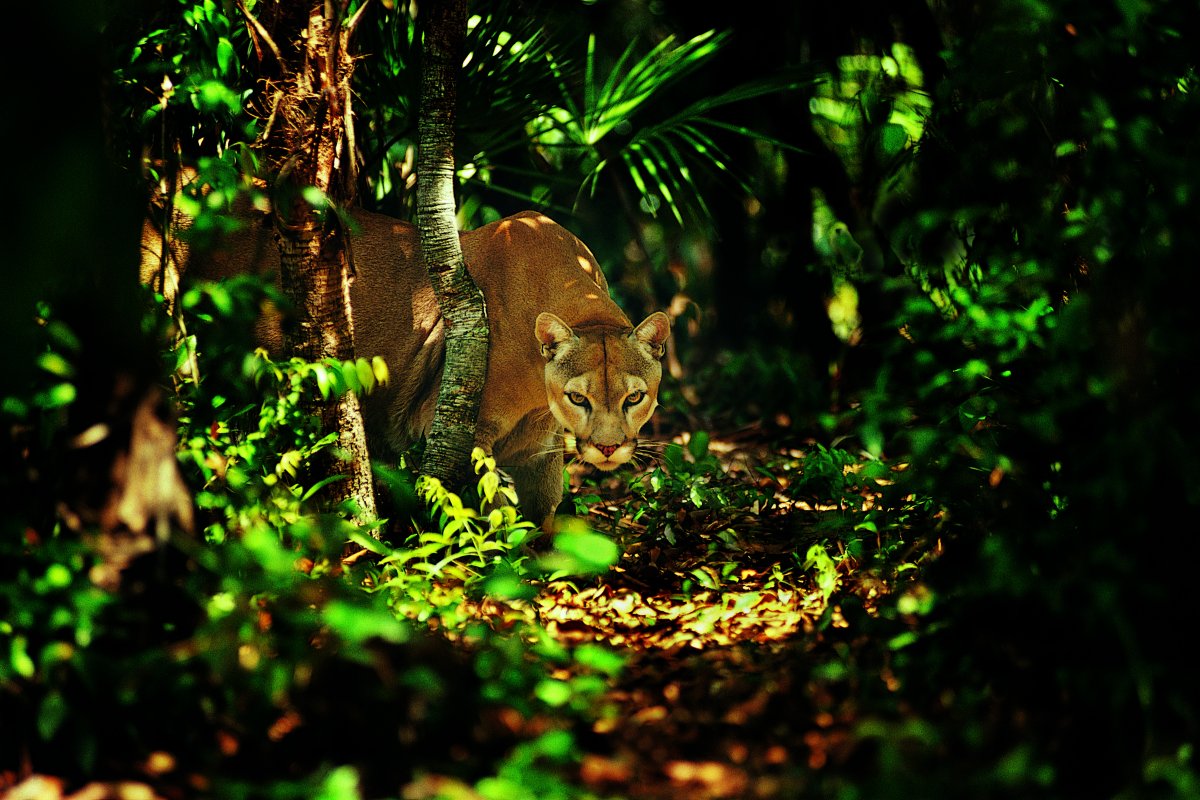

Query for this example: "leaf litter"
[439,427,934,800]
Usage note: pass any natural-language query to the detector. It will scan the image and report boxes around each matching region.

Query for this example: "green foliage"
[475,729,588,800]
[468,635,624,800]
[354,4,563,215]
[14,2,1199,798]
[809,43,931,187]
[2,277,615,799]
[529,30,808,226]
[800,542,840,603]
[0,332,479,785]
[172,277,389,541]
[368,449,536,622]
[1,301,82,427]
[539,517,622,579]
[112,0,259,167]
[795,1,1200,796]
[787,443,869,510]
[625,431,773,545]
[355,5,809,238]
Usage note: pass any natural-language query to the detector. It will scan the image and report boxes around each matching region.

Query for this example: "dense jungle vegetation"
[4,1,1199,798]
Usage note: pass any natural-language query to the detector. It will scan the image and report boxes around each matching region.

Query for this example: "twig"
[237,0,285,69]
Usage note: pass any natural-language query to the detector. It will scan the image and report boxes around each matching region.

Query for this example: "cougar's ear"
[633,312,671,360]
[535,312,574,360]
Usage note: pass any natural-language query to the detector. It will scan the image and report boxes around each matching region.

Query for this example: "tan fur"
[142,205,670,529]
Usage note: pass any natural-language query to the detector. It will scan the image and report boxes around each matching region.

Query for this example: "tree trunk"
[415,0,489,490]
[257,2,377,526]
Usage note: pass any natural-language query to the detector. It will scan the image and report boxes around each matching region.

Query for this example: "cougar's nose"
[597,443,619,457]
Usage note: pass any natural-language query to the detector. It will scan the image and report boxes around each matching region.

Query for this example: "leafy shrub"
[171,277,390,543]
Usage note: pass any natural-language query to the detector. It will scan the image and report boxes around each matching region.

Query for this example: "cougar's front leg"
[507,447,566,534]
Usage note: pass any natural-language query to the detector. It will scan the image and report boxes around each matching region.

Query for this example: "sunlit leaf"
[355,358,375,393]
[315,765,362,800]
[534,678,572,707]
[574,643,625,677]
[370,355,389,385]
[300,473,348,503]
[36,352,73,378]
[483,570,534,600]
[313,364,332,399]
[10,636,35,678]
[478,470,501,503]
[216,37,236,78]
[542,522,620,576]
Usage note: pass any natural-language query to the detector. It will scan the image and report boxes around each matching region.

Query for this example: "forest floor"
[415,427,938,800]
[3,427,937,800]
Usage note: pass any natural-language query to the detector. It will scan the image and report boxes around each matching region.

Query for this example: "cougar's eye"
[624,390,645,408]
[566,391,590,408]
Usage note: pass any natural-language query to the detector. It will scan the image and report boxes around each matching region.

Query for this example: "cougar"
[143,203,670,531]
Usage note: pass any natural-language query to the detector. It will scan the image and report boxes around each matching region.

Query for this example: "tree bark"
[415,0,489,490]
[258,2,377,526]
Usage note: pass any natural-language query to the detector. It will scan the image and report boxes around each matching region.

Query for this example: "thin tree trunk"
[258,2,377,526]
[415,0,488,490]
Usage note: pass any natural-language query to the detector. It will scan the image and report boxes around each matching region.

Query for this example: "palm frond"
[441,18,811,228]
[583,31,724,144]
[458,10,560,153]
[529,29,809,226]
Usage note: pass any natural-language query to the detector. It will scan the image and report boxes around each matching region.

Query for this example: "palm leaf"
[458,10,559,153]
[535,30,808,225]
[655,135,714,223]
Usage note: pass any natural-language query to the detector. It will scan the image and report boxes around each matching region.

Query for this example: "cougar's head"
[536,311,671,470]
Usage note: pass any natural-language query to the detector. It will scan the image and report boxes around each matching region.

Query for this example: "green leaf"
[573,643,625,677]
[478,470,501,503]
[36,383,76,409]
[483,570,535,600]
[314,364,332,399]
[36,352,74,378]
[300,473,347,503]
[879,122,910,158]
[45,320,81,353]
[37,691,67,740]
[542,521,620,576]
[475,777,528,800]
[1,396,29,418]
[370,355,389,385]
[690,566,720,590]
[323,600,410,645]
[215,37,235,78]
[11,636,35,678]
[277,450,302,477]
[534,679,572,707]
[662,443,685,473]
[315,765,362,800]
[687,430,710,460]
[42,564,72,590]
[529,729,576,761]
[242,526,299,575]
[302,186,328,209]
[194,79,241,114]
[355,358,375,393]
